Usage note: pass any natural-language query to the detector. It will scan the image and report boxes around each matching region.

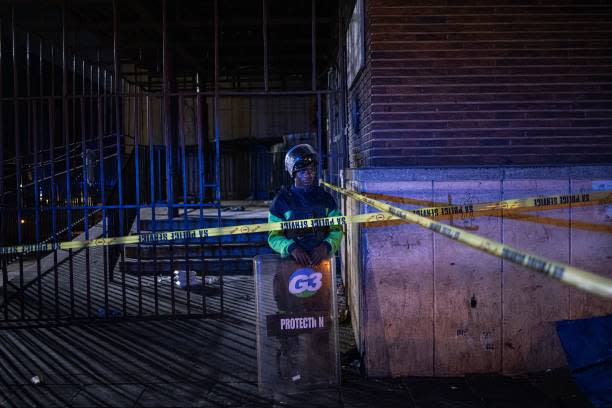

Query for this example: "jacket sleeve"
[324,202,343,256]
[268,211,296,258]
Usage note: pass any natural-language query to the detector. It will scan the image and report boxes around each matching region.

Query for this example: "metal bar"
[0,17,7,321]
[90,64,93,147]
[33,95,42,318]
[146,95,159,315]
[62,3,75,318]
[27,33,31,155]
[157,148,162,204]
[311,0,316,91]
[337,0,347,173]
[124,81,129,140]
[326,81,334,183]
[262,0,268,92]
[0,202,222,211]
[178,95,191,312]
[162,0,176,315]
[51,46,55,97]
[29,31,44,318]
[173,90,332,97]
[39,39,44,169]
[102,69,106,136]
[317,93,323,179]
[162,0,171,212]
[12,6,25,320]
[195,73,206,314]
[0,89,334,100]
[98,53,109,317]
[113,0,127,316]
[72,54,76,169]
[1,257,7,320]
[0,202,221,211]
[81,58,91,318]
[214,0,223,314]
[49,97,59,316]
[133,84,142,316]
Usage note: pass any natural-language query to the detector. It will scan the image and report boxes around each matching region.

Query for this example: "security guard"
[267,144,341,384]
[268,144,343,266]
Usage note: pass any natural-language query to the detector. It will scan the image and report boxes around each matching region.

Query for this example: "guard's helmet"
[284,144,318,177]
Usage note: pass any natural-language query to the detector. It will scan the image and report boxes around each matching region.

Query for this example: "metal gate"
[0,0,337,328]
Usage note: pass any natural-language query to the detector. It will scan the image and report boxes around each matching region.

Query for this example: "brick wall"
[348,63,373,168]
[352,0,612,167]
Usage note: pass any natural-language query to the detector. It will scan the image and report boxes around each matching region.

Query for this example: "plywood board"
[345,181,365,360]
[502,179,569,374]
[569,179,612,319]
[433,181,502,376]
[362,180,435,377]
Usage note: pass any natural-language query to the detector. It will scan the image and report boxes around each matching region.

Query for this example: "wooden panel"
[433,181,502,375]
[501,180,569,374]
[362,181,434,377]
[345,181,365,359]
[569,179,612,319]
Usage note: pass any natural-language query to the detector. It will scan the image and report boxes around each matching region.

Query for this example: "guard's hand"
[309,243,329,266]
[290,246,311,266]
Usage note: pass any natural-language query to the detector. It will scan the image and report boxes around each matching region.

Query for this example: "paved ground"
[0,247,595,407]
[0,318,595,408]
[0,295,594,407]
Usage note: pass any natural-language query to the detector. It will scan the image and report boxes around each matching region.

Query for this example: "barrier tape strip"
[352,189,612,235]
[395,190,612,217]
[0,215,357,256]
[1,189,611,258]
[358,193,612,234]
[320,180,612,300]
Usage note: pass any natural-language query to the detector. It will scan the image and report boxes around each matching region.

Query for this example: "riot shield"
[254,253,340,401]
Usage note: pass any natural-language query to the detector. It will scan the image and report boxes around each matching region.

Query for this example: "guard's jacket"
[268,185,343,257]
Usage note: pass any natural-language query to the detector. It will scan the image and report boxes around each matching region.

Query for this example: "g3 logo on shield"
[288,268,323,298]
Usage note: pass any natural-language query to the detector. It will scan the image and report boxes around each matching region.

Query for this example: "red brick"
[346,0,612,167]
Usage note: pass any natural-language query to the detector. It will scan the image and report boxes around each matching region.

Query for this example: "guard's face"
[295,164,316,187]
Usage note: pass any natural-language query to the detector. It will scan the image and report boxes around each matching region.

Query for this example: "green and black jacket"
[268,185,343,257]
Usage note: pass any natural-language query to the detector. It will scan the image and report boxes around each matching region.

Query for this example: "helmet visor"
[292,155,316,175]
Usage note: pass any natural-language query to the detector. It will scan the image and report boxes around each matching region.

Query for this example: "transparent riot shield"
[254,254,340,401]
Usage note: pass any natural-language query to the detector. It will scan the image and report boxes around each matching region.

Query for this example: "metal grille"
[0,0,336,328]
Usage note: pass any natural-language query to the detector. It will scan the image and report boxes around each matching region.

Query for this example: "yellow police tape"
[359,190,612,234]
[320,180,612,300]
[1,188,611,259]
[0,187,612,255]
